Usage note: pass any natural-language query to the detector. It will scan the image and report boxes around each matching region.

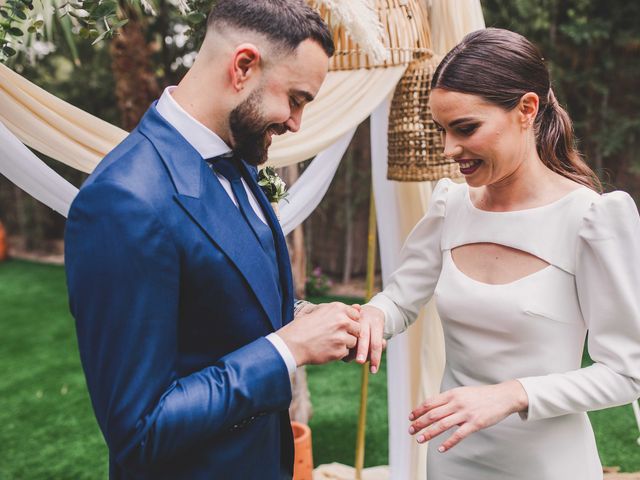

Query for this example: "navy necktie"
[208,155,279,269]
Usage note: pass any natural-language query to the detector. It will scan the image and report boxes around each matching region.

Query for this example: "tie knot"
[208,153,241,182]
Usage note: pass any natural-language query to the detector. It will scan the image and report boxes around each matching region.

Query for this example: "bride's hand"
[353,305,386,373]
[408,380,529,452]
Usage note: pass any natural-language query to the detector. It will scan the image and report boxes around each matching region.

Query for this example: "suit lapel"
[138,106,284,330]
[241,162,295,325]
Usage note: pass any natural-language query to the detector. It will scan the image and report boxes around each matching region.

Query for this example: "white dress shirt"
[156,86,297,376]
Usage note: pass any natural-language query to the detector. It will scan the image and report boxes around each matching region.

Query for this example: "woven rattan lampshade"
[310,0,431,70]
[387,53,461,181]
[309,0,460,181]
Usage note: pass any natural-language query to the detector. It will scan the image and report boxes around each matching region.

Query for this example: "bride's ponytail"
[536,89,601,191]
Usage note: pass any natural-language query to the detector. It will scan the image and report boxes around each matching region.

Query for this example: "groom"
[64,1,361,478]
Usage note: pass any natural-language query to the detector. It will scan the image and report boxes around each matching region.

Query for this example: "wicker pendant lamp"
[311,0,430,70]
[310,0,460,181]
[387,51,462,181]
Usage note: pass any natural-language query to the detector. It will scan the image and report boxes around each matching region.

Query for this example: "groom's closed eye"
[290,89,315,106]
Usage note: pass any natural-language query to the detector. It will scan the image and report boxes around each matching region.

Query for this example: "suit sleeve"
[65,180,292,471]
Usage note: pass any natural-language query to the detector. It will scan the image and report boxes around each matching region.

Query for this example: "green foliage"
[482,0,640,195]
[63,0,126,45]
[0,0,215,64]
[182,0,211,47]
[0,0,42,59]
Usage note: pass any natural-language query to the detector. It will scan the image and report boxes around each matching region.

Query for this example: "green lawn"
[0,260,638,478]
[305,295,389,468]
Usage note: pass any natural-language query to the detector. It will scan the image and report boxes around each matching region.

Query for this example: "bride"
[355,28,640,479]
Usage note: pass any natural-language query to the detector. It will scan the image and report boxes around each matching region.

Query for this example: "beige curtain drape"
[391,1,484,478]
[0,62,404,172]
[0,63,127,173]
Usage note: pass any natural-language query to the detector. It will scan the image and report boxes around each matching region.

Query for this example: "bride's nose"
[443,144,464,161]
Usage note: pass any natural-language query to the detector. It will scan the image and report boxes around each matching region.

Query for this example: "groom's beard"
[229,88,287,166]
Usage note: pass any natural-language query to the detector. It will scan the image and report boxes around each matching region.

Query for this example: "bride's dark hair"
[431,28,601,192]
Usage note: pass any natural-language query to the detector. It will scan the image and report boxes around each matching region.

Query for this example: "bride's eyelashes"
[457,123,479,136]
[433,122,479,136]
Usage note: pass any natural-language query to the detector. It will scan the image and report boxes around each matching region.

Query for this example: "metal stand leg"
[632,399,640,446]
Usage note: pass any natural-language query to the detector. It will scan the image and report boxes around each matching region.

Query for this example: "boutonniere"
[258,166,289,204]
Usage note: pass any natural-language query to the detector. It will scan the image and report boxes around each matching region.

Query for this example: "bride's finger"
[369,315,384,374]
[355,321,370,364]
[415,412,465,444]
[409,403,456,435]
[409,393,449,421]
[438,423,478,452]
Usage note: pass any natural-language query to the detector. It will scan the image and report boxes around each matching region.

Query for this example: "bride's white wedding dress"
[369,179,640,479]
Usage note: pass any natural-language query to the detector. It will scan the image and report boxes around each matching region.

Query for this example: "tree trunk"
[594,89,608,177]
[282,163,313,423]
[13,186,27,241]
[289,367,313,424]
[342,152,353,284]
[286,164,307,298]
[110,4,161,131]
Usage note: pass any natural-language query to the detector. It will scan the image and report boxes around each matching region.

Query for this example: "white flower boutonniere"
[258,166,289,204]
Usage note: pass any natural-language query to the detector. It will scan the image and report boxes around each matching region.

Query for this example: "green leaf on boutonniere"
[258,166,289,204]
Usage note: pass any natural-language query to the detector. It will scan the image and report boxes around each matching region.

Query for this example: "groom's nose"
[285,110,303,133]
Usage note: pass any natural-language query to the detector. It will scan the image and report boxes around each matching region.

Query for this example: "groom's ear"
[230,44,261,92]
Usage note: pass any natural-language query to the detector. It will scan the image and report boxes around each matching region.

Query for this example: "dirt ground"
[604,469,640,479]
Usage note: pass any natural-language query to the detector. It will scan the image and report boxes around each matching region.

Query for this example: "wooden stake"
[355,187,378,479]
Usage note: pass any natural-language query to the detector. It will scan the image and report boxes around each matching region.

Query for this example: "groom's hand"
[277,302,361,366]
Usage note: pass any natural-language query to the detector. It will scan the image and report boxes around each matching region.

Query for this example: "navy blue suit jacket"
[65,105,296,479]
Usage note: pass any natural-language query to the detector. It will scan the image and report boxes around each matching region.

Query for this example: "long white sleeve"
[368,179,450,339]
[518,191,640,421]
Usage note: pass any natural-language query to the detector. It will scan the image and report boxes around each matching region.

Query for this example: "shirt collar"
[156,86,232,159]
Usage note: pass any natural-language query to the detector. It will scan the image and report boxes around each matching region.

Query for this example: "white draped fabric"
[0,118,354,235]
[376,3,485,479]
[279,128,356,235]
[370,98,413,479]
[0,120,77,217]
[428,0,485,55]
[371,98,446,480]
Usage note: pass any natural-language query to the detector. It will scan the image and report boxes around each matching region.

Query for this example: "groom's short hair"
[207,0,335,57]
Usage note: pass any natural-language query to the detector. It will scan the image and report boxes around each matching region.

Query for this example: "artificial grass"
[307,295,389,468]
[0,260,638,478]
[0,260,108,479]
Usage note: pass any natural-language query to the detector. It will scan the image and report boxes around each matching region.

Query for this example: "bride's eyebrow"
[432,117,478,130]
[449,117,477,127]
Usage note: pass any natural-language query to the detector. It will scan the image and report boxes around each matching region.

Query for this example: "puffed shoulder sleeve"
[518,191,640,421]
[367,178,451,339]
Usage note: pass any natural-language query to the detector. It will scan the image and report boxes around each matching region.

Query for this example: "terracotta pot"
[0,221,6,262]
[291,421,313,480]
